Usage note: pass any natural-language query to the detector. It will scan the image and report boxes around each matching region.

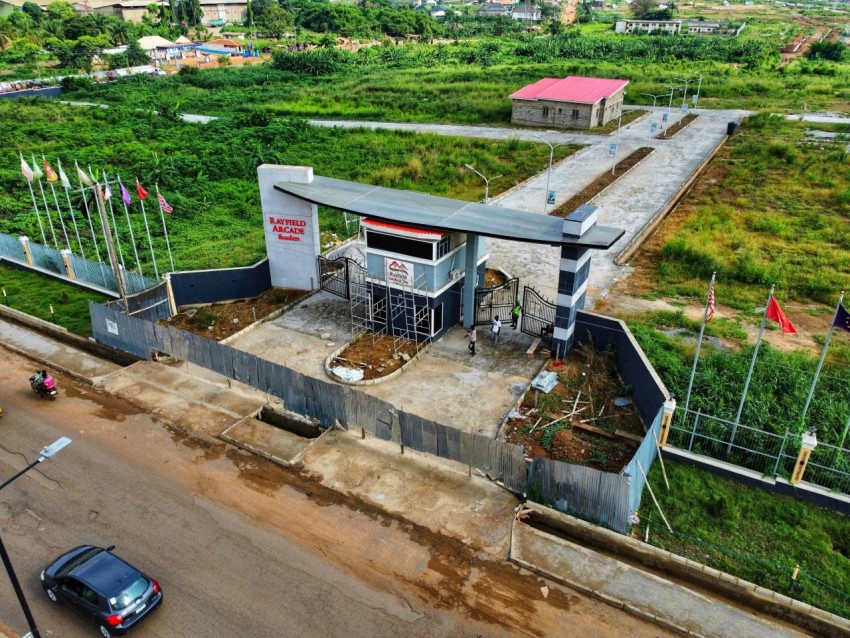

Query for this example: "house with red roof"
[509,76,629,130]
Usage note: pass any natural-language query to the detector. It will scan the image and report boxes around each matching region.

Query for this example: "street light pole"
[0,437,72,638]
[693,75,703,108]
[663,85,678,138]
[675,77,691,109]
[611,109,623,176]
[464,164,501,205]
[530,133,567,214]
[641,92,667,144]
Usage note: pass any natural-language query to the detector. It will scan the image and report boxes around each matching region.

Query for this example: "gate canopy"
[275,176,623,249]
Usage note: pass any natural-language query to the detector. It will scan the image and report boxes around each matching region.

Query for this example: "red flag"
[137,182,148,200]
[766,296,797,334]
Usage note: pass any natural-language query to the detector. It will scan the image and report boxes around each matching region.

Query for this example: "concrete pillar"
[60,249,75,279]
[257,165,321,291]
[551,205,597,359]
[164,273,178,317]
[791,430,818,485]
[463,233,481,327]
[658,397,677,448]
[18,236,33,266]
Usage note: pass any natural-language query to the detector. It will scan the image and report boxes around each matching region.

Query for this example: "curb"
[325,339,432,385]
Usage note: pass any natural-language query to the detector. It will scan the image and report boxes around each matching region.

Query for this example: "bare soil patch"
[504,344,645,472]
[164,287,308,341]
[551,147,655,217]
[330,332,424,381]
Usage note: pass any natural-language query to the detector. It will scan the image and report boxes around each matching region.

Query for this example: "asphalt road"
[0,349,670,638]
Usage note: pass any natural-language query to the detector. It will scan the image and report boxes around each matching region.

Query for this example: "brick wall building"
[510,76,629,130]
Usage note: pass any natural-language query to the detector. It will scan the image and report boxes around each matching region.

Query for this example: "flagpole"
[102,171,127,273]
[34,156,59,249]
[729,285,774,454]
[76,161,109,287]
[800,291,844,425]
[90,164,117,288]
[137,179,159,280]
[118,175,143,277]
[43,156,71,250]
[93,181,128,312]
[21,153,48,246]
[156,186,175,273]
[683,272,715,417]
[57,160,85,257]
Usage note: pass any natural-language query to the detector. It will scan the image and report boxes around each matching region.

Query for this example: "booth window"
[436,235,451,259]
[366,231,433,260]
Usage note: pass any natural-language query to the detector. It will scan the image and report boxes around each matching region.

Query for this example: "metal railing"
[669,408,850,493]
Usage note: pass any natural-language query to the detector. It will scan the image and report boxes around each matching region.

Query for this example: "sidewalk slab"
[511,522,808,638]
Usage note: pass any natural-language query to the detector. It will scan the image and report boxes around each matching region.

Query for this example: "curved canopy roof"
[275,176,623,249]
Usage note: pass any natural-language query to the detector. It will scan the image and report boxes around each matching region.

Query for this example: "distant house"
[510,75,629,130]
[685,20,722,34]
[614,18,683,34]
[430,4,447,17]
[477,2,511,16]
[511,2,542,21]
[205,38,244,53]
[14,0,248,23]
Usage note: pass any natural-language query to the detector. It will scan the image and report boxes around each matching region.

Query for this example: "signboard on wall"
[385,258,414,287]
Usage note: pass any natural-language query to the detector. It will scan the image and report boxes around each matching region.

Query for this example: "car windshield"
[110,577,148,609]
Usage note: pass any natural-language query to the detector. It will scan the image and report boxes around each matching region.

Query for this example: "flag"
[706,280,716,323]
[58,164,71,189]
[76,165,93,186]
[157,191,173,214]
[137,182,148,200]
[31,158,43,181]
[119,178,131,206]
[20,155,33,182]
[766,296,797,334]
[103,181,112,201]
[43,160,58,184]
[833,304,850,333]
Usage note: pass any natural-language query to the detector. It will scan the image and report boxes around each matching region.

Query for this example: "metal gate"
[473,278,519,326]
[521,285,556,341]
[318,256,351,299]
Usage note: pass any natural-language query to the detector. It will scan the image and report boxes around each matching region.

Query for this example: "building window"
[557,107,563,115]
[366,231,434,260]
[432,304,443,335]
[542,106,550,118]
[436,235,451,259]
[571,109,580,120]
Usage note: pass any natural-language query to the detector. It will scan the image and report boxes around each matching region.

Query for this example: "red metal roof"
[207,39,242,48]
[362,218,443,237]
[510,76,629,104]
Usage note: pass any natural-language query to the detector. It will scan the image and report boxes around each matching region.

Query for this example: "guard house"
[360,218,486,341]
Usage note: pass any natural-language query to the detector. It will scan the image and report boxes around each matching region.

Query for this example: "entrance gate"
[521,285,556,342]
[473,278,519,326]
[318,256,353,299]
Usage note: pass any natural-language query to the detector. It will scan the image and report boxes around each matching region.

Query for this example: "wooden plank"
[573,422,616,439]
[526,337,542,357]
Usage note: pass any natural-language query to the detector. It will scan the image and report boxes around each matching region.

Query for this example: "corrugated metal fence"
[90,302,529,494]
[528,409,662,534]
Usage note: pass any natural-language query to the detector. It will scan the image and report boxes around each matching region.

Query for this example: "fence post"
[772,430,789,478]
[659,397,676,447]
[164,273,178,317]
[791,430,818,485]
[18,236,33,267]
[60,249,75,280]
[688,409,701,452]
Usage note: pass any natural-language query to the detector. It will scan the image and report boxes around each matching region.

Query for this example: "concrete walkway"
[312,107,749,305]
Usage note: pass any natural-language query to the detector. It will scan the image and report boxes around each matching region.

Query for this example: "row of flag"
[685,274,850,444]
[20,154,173,214]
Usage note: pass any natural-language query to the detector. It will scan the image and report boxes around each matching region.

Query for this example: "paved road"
[0,347,670,638]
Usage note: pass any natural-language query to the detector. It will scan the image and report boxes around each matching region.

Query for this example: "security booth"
[361,218,487,341]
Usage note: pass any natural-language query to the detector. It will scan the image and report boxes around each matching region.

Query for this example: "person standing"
[511,300,522,329]
[491,315,501,345]
[467,325,477,356]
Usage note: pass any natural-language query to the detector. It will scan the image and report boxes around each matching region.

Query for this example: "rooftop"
[275,176,623,249]
[510,76,630,104]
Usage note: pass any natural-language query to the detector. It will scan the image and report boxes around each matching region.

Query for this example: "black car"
[40,545,163,637]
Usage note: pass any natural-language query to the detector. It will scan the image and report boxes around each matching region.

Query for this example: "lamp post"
[674,77,692,110]
[0,437,72,638]
[663,85,679,138]
[692,75,703,108]
[610,109,623,176]
[530,132,567,214]
[464,164,501,205]
[641,92,668,144]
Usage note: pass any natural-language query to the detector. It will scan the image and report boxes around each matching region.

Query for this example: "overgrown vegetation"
[645,460,850,620]
[0,264,109,335]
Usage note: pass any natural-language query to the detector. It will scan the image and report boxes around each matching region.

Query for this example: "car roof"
[72,550,143,596]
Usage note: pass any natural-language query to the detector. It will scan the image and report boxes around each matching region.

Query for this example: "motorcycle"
[29,371,58,399]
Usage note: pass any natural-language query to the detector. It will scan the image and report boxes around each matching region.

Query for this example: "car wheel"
[99,626,113,638]
[45,588,58,603]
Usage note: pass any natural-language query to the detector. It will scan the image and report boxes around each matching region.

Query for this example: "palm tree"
[108,20,130,45]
